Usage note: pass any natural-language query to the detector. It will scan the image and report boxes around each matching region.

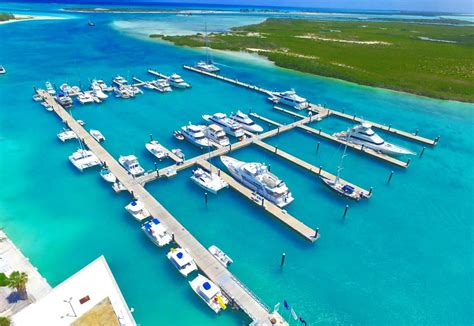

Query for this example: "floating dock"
[147,69,169,79]
[37,90,287,325]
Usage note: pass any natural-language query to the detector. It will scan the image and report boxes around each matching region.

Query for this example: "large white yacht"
[119,155,145,176]
[69,149,101,171]
[167,74,191,89]
[141,218,172,247]
[145,140,168,161]
[268,89,310,110]
[125,200,150,220]
[167,247,198,277]
[189,274,228,313]
[229,111,263,133]
[202,113,245,138]
[190,168,228,194]
[221,156,294,208]
[77,92,94,104]
[90,81,108,99]
[204,124,230,147]
[195,60,220,73]
[334,122,415,156]
[150,79,172,93]
[181,124,212,148]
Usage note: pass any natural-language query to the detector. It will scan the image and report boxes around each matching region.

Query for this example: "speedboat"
[119,155,144,176]
[125,200,150,221]
[130,86,143,95]
[57,128,77,142]
[59,83,72,95]
[77,120,85,126]
[230,111,263,133]
[190,168,228,194]
[333,122,415,156]
[202,113,245,138]
[167,74,191,88]
[77,92,94,104]
[204,124,230,147]
[142,218,172,247]
[32,93,43,102]
[56,93,73,108]
[171,148,185,160]
[114,87,131,99]
[173,130,185,141]
[268,89,309,110]
[221,156,294,208]
[90,81,108,99]
[145,140,168,161]
[151,79,172,93]
[69,149,101,171]
[45,81,56,96]
[113,75,128,85]
[112,180,127,192]
[167,247,198,277]
[189,274,228,313]
[181,124,212,148]
[70,85,81,94]
[0,66,5,74]
[195,61,220,73]
[90,129,105,142]
[96,80,110,91]
[41,102,53,111]
[100,168,116,183]
[208,245,233,267]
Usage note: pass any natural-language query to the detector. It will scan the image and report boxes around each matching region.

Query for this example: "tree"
[7,271,28,300]
[0,317,11,326]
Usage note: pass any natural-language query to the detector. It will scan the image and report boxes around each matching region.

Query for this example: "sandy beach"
[0,14,65,25]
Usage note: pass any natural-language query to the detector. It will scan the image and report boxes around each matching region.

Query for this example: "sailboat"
[194,23,220,73]
[320,137,368,201]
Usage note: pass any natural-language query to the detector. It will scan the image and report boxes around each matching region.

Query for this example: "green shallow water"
[0,4,473,326]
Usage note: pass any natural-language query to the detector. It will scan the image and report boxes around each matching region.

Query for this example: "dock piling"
[319,166,322,175]
[415,129,419,136]
[406,158,411,167]
[343,205,349,218]
[369,187,373,196]
[314,228,319,238]
[205,192,208,206]
[387,171,394,184]
[150,134,153,142]
[280,253,286,268]
[420,147,426,158]
[316,142,320,153]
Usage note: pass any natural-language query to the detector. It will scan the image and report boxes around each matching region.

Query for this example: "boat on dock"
[208,245,233,267]
[141,218,172,247]
[113,75,128,85]
[189,274,228,313]
[90,81,108,99]
[167,247,198,277]
[57,128,77,142]
[32,93,42,102]
[125,200,151,220]
[171,148,185,160]
[230,111,263,133]
[45,81,56,96]
[204,124,230,146]
[334,122,415,156]
[77,119,85,126]
[167,74,191,88]
[268,89,309,110]
[56,93,73,108]
[114,86,132,99]
[181,124,212,148]
[221,156,294,208]
[145,140,168,161]
[95,80,112,91]
[77,92,94,104]
[69,149,101,171]
[0,66,6,74]
[100,168,116,183]
[173,130,185,141]
[59,83,72,95]
[41,101,53,111]
[90,129,106,142]
[150,79,172,92]
[112,180,127,192]
[202,113,245,138]
[190,168,228,194]
[119,155,144,177]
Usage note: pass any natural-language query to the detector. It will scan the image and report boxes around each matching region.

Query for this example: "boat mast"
[336,130,350,184]
[204,22,211,64]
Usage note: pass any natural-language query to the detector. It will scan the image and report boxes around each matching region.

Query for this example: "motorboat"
[190,168,228,194]
[114,87,132,99]
[71,86,81,94]
[56,93,73,108]
[333,122,415,156]
[0,66,5,74]
[57,128,77,142]
[41,102,53,111]
[208,245,233,267]
[268,89,309,110]
[202,113,244,138]
[189,274,228,313]
[204,124,230,147]
[90,129,105,142]
[100,168,116,183]
[112,180,127,192]
[181,124,212,148]
[69,149,101,171]
[113,75,128,85]
[171,148,185,160]
[77,120,85,126]
[90,81,108,99]
[167,247,198,277]
[141,218,172,247]
[119,155,144,176]
[96,80,111,91]
[125,200,150,220]
[229,111,263,133]
[195,60,220,73]
[151,79,172,93]
[45,81,56,96]
[221,156,294,208]
[32,93,43,102]
[173,130,184,141]
[77,92,94,104]
[145,140,168,161]
[167,74,191,89]
[59,83,72,95]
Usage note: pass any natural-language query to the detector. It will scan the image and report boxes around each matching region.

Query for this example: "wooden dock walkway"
[273,106,306,119]
[38,90,287,326]
[147,69,169,79]
[195,160,319,242]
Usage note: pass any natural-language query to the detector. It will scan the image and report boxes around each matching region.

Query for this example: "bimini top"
[170,249,193,268]
[199,280,219,300]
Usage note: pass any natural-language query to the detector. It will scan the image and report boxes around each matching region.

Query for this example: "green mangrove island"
[156,19,474,102]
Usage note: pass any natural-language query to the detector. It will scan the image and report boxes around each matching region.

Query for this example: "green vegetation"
[7,271,28,300]
[0,272,8,286]
[0,317,10,326]
[160,19,474,102]
[0,13,14,22]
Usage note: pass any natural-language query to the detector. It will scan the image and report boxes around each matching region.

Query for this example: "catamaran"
[119,155,144,176]
[57,128,77,142]
[189,274,228,313]
[334,122,415,156]
[229,110,263,133]
[181,124,212,148]
[125,200,151,220]
[202,113,245,138]
[145,140,168,161]
[90,129,106,142]
[190,168,228,194]
[167,247,198,277]
[167,74,191,88]
[69,148,101,172]
[221,156,294,207]
[268,89,310,110]
[204,124,230,146]
[142,218,172,247]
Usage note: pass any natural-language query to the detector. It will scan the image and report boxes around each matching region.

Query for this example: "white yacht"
[90,129,105,142]
[229,111,263,133]
[69,149,101,171]
[90,81,108,99]
[204,124,230,146]
[181,124,212,148]
[114,87,132,99]
[167,247,198,277]
[96,79,111,91]
[141,218,172,247]
[268,89,309,110]
[167,74,191,88]
[208,245,233,267]
[57,128,77,142]
[151,79,172,93]
[32,93,43,102]
[202,113,245,138]
[71,85,81,94]
[59,83,72,95]
[190,168,228,194]
[113,75,128,85]
[145,140,168,161]
[56,93,73,108]
[100,168,116,183]
[189,274,228,313]
[0,66,5,74]
[195,61,220,73]
[45,81,56,96]
[77,92,94,104]
[221,156,294,208]
[334,122,415,156]
[125,200,151,221]
[119,155,144,176]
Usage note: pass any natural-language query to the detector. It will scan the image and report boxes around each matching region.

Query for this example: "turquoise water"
[0,4,473,326]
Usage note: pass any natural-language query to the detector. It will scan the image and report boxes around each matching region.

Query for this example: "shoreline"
[0,14,65,25]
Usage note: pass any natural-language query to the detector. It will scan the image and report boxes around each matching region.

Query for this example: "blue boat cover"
[203,282,211,290]
[152,218,159,224]
[177,252,183,259]
[131,201,137,206]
